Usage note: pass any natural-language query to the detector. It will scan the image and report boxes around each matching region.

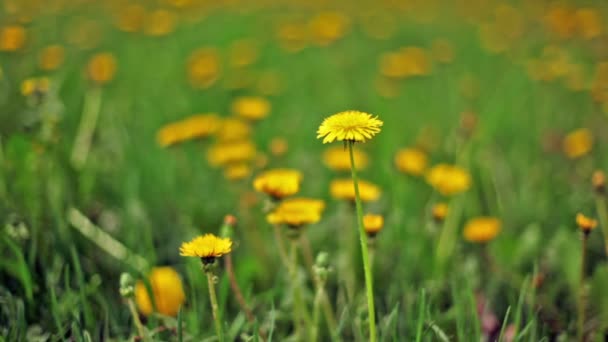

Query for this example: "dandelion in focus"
[317,110,383,144]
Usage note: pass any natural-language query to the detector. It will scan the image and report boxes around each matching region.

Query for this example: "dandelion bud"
[576,213,598,235]
[592,170,605,195]
[314,252,330,282]
[119,272,135,298]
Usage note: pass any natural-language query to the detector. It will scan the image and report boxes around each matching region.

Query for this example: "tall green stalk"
[289,239,312,339]
[578,233,589,342]
[206,271,224,342]
[348,141,377,342]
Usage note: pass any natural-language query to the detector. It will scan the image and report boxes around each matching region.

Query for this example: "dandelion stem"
[71,86,102,169]
[348,141,377,342]
[127,298,147,341]
[206,271,224,342]
[289,238,312,339]
[595,195,608,258]
[273,224,291,270]
[578,233,588,342]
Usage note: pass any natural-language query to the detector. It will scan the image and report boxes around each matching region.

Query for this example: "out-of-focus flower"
[187,47,220,89]
[363,214,384,237]
[322,146,368,172]
[207,140,257,166]
[308,11,350,46]
[115,4,146,33]
[0,25,26,51]
[231,96,270,121]
[399,47,433,76]
[143,9,176,37]
[229,39,259,68]
[215,118,251,142]
[562,128,593,159]
[575,8,602,40]
[21,77,50,97]
[592,170,605,195]
[276,21,308,53]
[157,114,221,147]
[395,148,428,176]
[269,137,288,157]
[87,52,117,85]
[576,213,598,233]
[224,163,251,181]
[317,110,383,144]
[330,178,381,202]
[463,217,501,243]
[267,197,325,228]
[38,45,65,71]
[134,267,186,317]
[431,38,454,64]
[544,5,576,39]
[426,164,471,196]
[253,168,302,200]
[432,203,448,223]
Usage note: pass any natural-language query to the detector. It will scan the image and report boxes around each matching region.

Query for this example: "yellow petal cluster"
[135,267,185,317]
[322,146,368,171]
[317,110,383,144]
[363,214,384,236]
[576,213,598,233]
[253,168,303,199]
[463,217,501,243]
[179,234,233,258]
[267,197,325,227]
[395,148,428,176]
[562,128,593,159]
[330,178,381,202]
[231,96,271,121]
[157,114,221,147]
[426,164,471,196]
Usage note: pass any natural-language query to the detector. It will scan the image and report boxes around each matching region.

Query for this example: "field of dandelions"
[3,1,608,341]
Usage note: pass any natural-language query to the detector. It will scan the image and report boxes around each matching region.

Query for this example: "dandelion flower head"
[463,217,501,243]
[317,110,383,144]
[253,168,303,199]
[179,234,233,259]
[135,266,185,317]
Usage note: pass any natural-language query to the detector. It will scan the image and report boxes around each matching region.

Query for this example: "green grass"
[1,1,608,341]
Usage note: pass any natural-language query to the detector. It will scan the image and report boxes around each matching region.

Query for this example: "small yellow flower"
[179,234,232,261]
[114,4,146,33]
[363,214,384,236]
[38,45,65,71]
[562,128,593,159]
[317,110,383,144]
[463,217,501,243]
[395,148,428,176]
[432,203,448,223]
[308,11,350,46]
[267,197,325,227]
[215,118,251,142]
[399,46,433,76]
[575,8,602,40]
[426,164,471,196]
[223,163,251,181]
[207,140,257,166]
[576,213,598,233]
[253,168,302,199]
[187,47,220,89]
[156,114,221,147]
[134,266,186,317]
[592,170,605,194]
[87,52,117,85]
[322,146,369,171]
[231,96,271,121]
[0,25,26,52]
[143,9,176,37]
[20,77,50,97]
[330,178,381,202]
[269,137,288,157]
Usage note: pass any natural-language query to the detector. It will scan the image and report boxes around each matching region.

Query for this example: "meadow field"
[2,0,608,341]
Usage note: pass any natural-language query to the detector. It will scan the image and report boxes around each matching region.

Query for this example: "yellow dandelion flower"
[463,217,501,243]
[544,5,576,39]
[322,146,368,172]
[38,45,65,71]
[223,163,251,181]
[156,114,221,147]
[317,110,383,144]
[432,203,448,222]
[87,52,117,85]
[187,47,220,89]
[134,266,185,317]
[267,197,325,227]
[330,178,381,202]
[576,213,598,233]
[563,128,593,159]
[363,214,384,236]
[179,234,232,262]
[216,118,251,142]
[0,25,26,52]
[308,11,350,46]
[592,170,605,194]
[253,168,302,200]
[231,96,271,121]
[379,52,409,79]
[269,137,288,157]
[20,77,50,97]
[207,140,257,167]
[426,164,471,196]
[143,9,176,37]
[399,46,433,76]
[115,4,146,33]
[395,148,428,176]
[575,8,602,40]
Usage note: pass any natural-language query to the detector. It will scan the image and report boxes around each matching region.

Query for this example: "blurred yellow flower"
[317,110,383,144]
[115,4,146,33]
[276,21,308,53]
[223,163,251,181]
[399,47,433,77]
[187,47,220,89]
[215,118,251,142]
[87,52,117,85]
[363,214,384,236]
[231,96,271,121]
[207,140,257,166]
[322,146,368,172]
[229,39,259,68]
[562,128,593,159]
[395,148,428,176]
[330,178,381,202]
[576,213,598,233]
[157,114,221,147]
[253,168,302,200]
[21,77,50,97]
[180,234,232,260]
[143,9,176,37]
[269,137,288,157]
[432,203,448,222]
[0,25,26,51]
[544,5,576,39]
[267,197,325,227]
[38,45,65,71]
[135,267,185,317]
[463,217,501,243]
[575,8,602,40]
[426,164,471,196]
[309,11,350,46]
[592,170,605,194]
